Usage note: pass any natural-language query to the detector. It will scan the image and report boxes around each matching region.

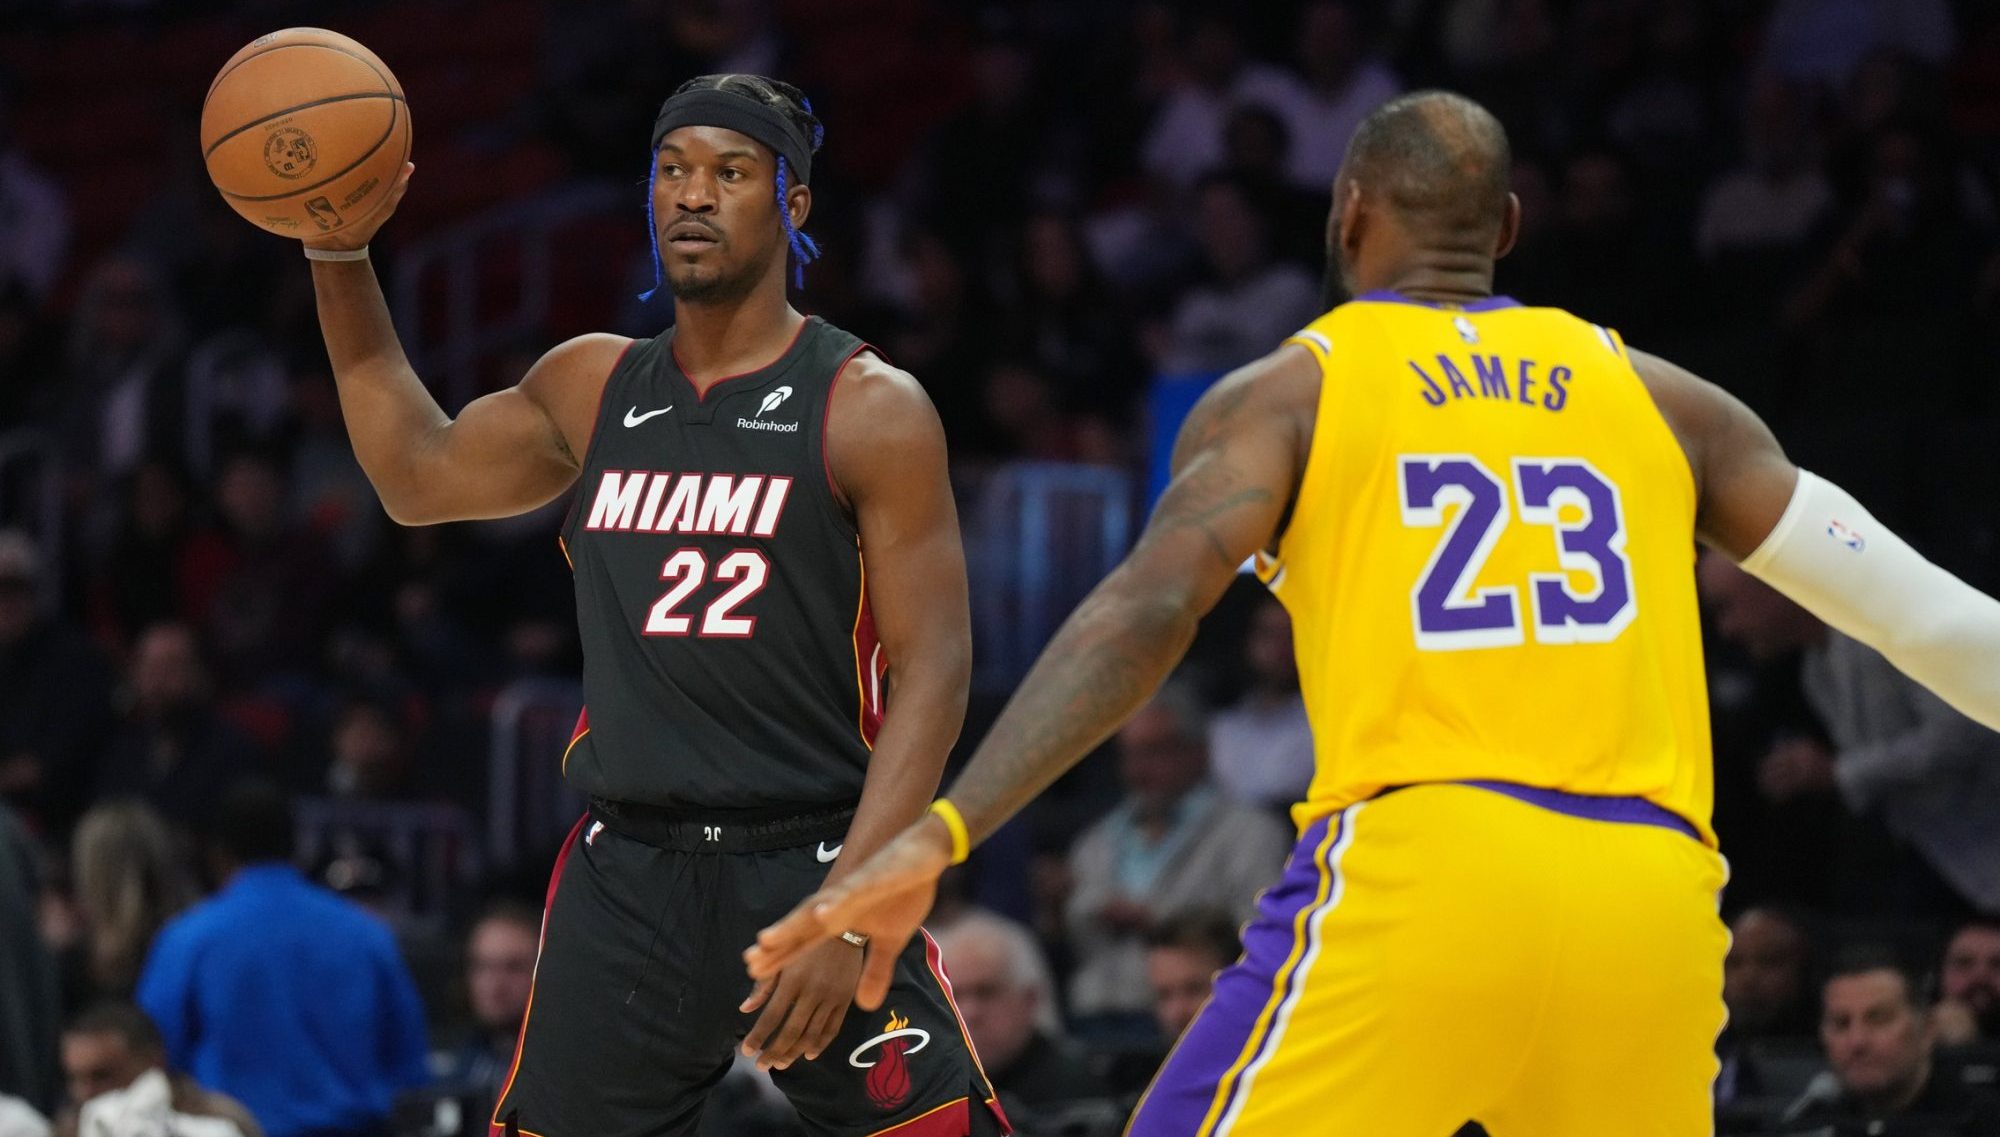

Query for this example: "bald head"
[1342,90,1512,243]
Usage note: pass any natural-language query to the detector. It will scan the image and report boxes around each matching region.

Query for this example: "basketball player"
[301,75,1006,1137]
[748,90,2000,1135]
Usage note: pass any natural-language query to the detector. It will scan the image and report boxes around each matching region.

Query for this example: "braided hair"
[641,74,825,300]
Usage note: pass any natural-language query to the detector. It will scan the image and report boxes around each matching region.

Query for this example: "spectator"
[68,802,194,1003]
[1139,13,1307,190]
[438,901,539,1103]
[1537,147,1691,344]
[1284,1,1402,191]
[1696,79,1836,263]
[1718,907,1818,1105]
[1001,212,1144,422]
[136,781,430,1137]
[54,1002,261,1137]
[1065,681,1291,1018]
[0,87,71,303]
[1207,597,1315,812]
[1726,907,1818,1039]
[0,531,114,837]
[1218,104,1327,262]
[324,698,415,801]
[1781,946,2000,1134]
[85,461,194,655]
[918,33,1058,259]
[1938,917,2000,1046]
[91,623,259,833]
[874,227,997,455]
[47,255,188,485]
[1145,910,1242,1042]
[977,359,1117,464]
[177,449,332,684]
[1702,555,2000,914]
[1782,120,1989,417]
[932,910,1108,1115]
[0,803,57,1112]
[1154,175,1320,375]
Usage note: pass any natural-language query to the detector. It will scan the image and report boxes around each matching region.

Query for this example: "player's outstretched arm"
[738,353,972,1071]
[306,163,623,525]
[746,345,1320,1005]
[1634,349,2000,731]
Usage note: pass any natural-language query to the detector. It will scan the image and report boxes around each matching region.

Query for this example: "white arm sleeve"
[1739,469,2000,732]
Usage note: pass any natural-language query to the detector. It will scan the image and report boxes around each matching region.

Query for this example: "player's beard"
[667,238,776,306]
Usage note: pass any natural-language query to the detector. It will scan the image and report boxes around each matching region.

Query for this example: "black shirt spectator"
[1781,946,2000,1136]
[92,623,259,833]
[0,532,113,839]
[0,803,57,1112]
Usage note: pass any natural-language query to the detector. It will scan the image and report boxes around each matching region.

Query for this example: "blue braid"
[775,155,820,290]
[800,96,825,151]
[638,148,664,302]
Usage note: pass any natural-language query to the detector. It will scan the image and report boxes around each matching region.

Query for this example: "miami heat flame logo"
[849,1010,931,1110]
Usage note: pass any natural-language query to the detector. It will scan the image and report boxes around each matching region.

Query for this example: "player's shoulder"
[829,347,939,435]
[1201,338,1324,421]
[518,332,637,432]
[538,332,638,379]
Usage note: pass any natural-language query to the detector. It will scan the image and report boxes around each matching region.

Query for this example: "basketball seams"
[202,91,404,160]
[204,37,399,106]
[213,97,405,203]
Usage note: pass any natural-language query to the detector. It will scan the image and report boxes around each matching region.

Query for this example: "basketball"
[200,28,410,239]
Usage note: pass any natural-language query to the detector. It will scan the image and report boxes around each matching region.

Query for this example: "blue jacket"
[137,864,430,1137]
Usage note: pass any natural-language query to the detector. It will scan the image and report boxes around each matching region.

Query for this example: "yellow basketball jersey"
[1260,292,1714,843]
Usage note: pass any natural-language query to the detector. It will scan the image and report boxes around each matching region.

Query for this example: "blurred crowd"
[2,0,2000,1134]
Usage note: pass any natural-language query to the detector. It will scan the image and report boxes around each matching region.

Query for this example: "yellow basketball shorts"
[1128,781,1729,1137]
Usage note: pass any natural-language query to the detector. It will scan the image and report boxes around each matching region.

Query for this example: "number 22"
[1398,455,1635,651]
[644,549,770,638]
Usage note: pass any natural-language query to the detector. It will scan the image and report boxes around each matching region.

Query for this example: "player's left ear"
[787,183,812,233]
[1493,192,1522,260]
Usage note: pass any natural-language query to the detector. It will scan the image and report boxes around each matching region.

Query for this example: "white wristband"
[1740,468,2000,731]
[303,245,369,262]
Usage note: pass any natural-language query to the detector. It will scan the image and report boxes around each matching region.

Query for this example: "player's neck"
[1370,253,1498,307]
[671,282,804,390]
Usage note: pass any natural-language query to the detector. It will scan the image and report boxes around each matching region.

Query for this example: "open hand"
[745,814,952,1011]
[739,937,864,1071]
[302,161,413,253]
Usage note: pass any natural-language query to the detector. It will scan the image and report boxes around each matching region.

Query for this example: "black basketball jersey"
[559,317,885,811]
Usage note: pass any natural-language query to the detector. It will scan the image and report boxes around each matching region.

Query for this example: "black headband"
[652,88,812,185]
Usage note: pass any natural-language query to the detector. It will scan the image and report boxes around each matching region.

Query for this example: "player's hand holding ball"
[200,28,412,253]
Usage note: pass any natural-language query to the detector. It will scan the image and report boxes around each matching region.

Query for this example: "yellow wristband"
[928,799,970,865]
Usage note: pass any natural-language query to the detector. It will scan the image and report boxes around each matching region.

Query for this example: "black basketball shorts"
[490,803,1010,1137]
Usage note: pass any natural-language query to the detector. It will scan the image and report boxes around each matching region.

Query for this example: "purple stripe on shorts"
[1456,780,1699,841]
[1355,289,1522,312]
[1127,813,1342,1137]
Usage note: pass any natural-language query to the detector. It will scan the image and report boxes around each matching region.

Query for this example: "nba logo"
[1827,519,1866,552]
[586,821,605,846]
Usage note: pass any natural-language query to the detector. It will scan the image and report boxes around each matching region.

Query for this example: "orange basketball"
[200,28,411,239]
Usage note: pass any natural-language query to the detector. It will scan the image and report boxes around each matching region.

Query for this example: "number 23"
[1399,455,1636,651]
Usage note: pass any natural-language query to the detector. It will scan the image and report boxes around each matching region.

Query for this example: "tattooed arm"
[745,344,1322,1005]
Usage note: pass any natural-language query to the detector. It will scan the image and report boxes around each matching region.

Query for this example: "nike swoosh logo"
[816,842,842,863]
[623,405,673,427]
